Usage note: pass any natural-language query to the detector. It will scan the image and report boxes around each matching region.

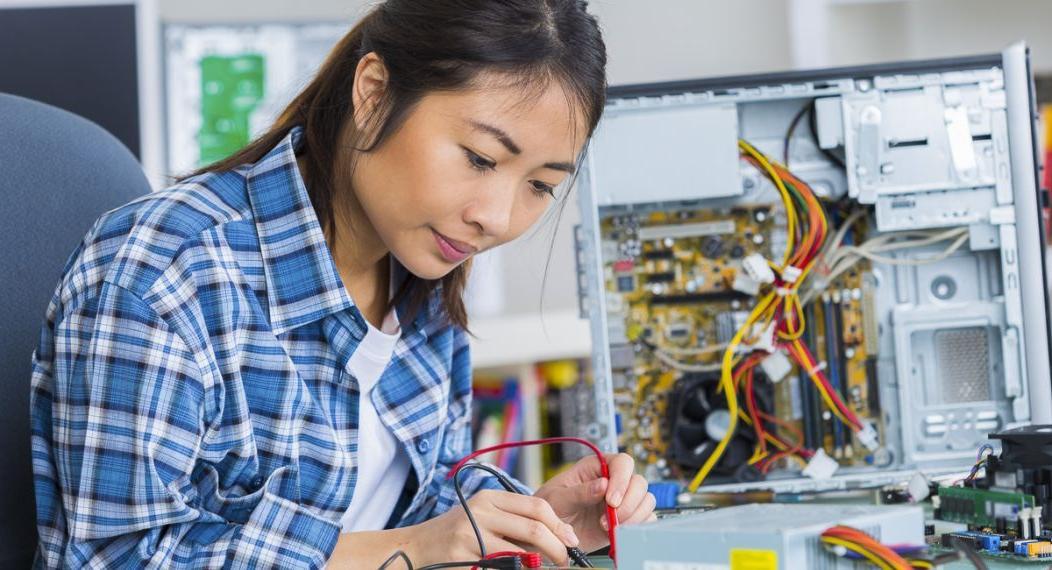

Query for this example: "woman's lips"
[432,229,475,263]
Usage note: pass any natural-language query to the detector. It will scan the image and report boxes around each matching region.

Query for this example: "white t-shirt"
[339,275,411,532]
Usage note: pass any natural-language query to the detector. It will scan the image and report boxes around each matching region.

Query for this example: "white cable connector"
[803,448,839,480]
[907,472,931,502]
[731,272,761,296]
[856,422,880,451]
[760,350,793,383]
[747,321,778,354]
[742,253,776,285]
[781,265,803,284]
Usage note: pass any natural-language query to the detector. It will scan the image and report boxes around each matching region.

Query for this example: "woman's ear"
[351,52,389,135]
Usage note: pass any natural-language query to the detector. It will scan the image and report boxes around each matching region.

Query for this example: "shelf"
[467,310,593,369]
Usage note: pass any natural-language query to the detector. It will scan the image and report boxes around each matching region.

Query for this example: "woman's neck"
[297,156,391,328]
[331,205,392,329]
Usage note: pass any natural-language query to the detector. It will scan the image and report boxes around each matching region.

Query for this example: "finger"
[478,510,571,566]
[491,493,579,547]
[604,453,636,508]
[621,492,657,525]
[545,477,608,513]
[615,474,649,521]
[568,454,603,479]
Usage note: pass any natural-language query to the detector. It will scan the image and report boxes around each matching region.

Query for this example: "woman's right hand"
[407,490,580,566]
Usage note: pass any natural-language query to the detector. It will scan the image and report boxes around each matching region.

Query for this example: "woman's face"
[346,62,588,280]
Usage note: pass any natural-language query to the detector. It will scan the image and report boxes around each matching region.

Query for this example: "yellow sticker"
[729,549,777,570]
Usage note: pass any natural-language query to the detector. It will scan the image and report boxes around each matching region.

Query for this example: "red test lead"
[449,437,620,563]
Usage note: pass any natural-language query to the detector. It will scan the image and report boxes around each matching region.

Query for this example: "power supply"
[616,503,925,570]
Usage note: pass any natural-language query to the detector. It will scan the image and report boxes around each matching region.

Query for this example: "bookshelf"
[467,310,592,489]
[467,310,592,369]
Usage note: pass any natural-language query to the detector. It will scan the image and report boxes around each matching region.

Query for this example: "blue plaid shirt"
[30,127,525,568]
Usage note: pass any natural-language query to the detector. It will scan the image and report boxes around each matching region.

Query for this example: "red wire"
[734,354,814,474]
[482,552,542,569]
[789,341,863,430]
[744,367,768,457]
[448,437,619,562]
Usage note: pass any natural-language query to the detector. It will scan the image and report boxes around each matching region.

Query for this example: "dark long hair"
[190,0,607,329]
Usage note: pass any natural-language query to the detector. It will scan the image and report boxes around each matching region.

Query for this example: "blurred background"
[4,0,1052,485]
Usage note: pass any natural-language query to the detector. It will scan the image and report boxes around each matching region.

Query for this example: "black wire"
[806,99,847,169]
[417,561,507,570]
[453,462,593,568]
[453,463,522,558]
[567,547,594,567]
[784,101,813,166]
[378,550,414,570]
[947,536,990,570]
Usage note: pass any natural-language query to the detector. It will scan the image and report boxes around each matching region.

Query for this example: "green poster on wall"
[198,54,265,165]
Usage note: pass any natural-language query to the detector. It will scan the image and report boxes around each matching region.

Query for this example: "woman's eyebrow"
[469,120,521,154]
[468,119,576,173]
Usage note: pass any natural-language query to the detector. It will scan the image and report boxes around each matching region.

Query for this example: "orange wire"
[822,526,913,570]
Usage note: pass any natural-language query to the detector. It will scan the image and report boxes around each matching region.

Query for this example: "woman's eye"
[463,148,495,172]
[530,180,556,198]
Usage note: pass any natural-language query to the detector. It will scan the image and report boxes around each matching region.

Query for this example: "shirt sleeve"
[31,282,341,569]
[397,325,532,526]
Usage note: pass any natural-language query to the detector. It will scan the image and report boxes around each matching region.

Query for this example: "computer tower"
[572,42,1052,494]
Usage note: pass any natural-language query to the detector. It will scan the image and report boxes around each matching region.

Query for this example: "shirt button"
[417,438,431,453]
[250,476,265,489]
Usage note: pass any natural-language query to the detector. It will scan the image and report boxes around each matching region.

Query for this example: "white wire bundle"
[802,210,971,304]
[651,347,724,372]
[656,342,730,356]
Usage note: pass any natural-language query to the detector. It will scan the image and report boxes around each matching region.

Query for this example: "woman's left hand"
[532,452,656,553]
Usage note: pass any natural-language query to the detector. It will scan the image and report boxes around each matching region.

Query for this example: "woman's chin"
[397,253,460,281]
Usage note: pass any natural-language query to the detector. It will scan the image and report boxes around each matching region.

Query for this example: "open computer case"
[572,43,1052,494]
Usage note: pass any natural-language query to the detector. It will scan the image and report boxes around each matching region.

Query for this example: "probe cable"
[449,437,617,563]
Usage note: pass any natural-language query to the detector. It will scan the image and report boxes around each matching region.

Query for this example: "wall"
[155,0,1052,319]
[825,0,1052,72]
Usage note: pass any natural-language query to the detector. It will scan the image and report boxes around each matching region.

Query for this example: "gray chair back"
[0,93,151,567]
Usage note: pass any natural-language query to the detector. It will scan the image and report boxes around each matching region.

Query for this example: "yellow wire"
[907,560,933,569]
[688,142,830,491]
[820,537,895,570]
[775,294,807,341]
[687,291,778,492]
[738,140,797,267]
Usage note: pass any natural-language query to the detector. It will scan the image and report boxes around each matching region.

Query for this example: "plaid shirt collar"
[247,127,443,336]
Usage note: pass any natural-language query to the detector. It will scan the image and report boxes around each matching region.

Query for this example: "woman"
[30,1,656,567]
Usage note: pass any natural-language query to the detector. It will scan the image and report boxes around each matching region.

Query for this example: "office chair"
[0,93,151,567]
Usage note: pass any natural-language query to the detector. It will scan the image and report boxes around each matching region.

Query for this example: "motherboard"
[601,200,886,485]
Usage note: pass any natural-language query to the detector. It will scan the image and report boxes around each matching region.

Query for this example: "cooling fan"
[667,373,760,482]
